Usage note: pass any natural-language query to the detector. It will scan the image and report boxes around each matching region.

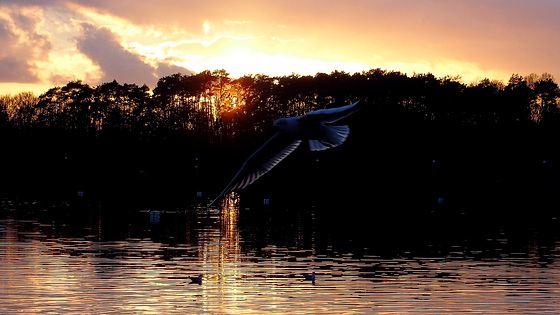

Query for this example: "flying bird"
[208,100,362,207]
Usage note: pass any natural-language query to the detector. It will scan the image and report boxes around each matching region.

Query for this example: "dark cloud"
[76,23,193,87]
[0,55,37,82]
[156,61,194,78]
[76,23,157,85]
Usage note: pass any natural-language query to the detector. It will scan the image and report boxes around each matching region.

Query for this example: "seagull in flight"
[208,100,362,207]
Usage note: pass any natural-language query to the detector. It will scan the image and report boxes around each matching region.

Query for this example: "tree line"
[1,69,560,208]
[1,69,559,139]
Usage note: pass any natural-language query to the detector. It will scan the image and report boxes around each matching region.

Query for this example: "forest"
[1,69,560,212]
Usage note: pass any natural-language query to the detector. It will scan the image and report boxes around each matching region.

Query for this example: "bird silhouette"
[303,272,316,284]
[208,100,362,207]
[189,274,203,285]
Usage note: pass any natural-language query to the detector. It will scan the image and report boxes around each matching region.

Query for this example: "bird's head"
[273,118,289,130]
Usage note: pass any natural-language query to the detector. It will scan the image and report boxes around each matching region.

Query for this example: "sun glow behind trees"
[1,69,559,139]
[5,1,560,97]
[186,51,372,79]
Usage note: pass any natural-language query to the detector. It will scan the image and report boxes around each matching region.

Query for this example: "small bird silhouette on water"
[303,272,316,285]
[208,100,362,207]
[189,274,203,285]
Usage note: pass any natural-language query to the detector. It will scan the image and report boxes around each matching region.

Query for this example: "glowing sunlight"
[194,51,371,78]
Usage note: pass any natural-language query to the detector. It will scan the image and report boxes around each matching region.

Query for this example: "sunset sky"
[1,0,559,95]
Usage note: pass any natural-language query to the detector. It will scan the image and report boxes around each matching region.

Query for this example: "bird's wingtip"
[207,198,219,209]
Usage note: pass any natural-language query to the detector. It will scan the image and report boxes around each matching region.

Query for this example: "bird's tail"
[308,125,350,151]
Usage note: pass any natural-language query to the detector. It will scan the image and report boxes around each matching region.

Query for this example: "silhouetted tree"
[0,92,38,128]
[36,81,95,132]
[533,73,560,126]
[504,74,533,126]
[95,80,152,134]
[0,95,7,128]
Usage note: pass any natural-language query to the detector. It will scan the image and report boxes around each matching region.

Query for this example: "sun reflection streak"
[221,192,240,244]
[195,192,243,312]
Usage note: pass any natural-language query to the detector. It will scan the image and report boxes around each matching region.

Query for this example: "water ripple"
[2,204,560,314]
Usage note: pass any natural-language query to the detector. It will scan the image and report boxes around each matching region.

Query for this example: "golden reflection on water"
[2,207,560,313]
[197,193,242,311]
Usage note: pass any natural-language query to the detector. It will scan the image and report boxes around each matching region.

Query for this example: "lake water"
[1,197,560,314]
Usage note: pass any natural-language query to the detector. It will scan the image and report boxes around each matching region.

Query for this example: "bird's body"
[303,272,316,284]
[275,117,344,142]
[189,274,203,285]
[208,100,362,207]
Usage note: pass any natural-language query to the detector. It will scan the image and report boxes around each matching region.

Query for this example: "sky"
[1,0,559,95]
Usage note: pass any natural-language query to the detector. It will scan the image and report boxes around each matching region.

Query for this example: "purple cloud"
[76,23,157,85]
[76,23,193,87]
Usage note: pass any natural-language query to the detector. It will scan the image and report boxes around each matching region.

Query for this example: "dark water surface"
[1,197,560,314]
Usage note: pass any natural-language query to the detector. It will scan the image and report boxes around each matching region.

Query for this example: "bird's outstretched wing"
[297,100,362,124]
[300,100,362,151]
[208,132,301,207]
